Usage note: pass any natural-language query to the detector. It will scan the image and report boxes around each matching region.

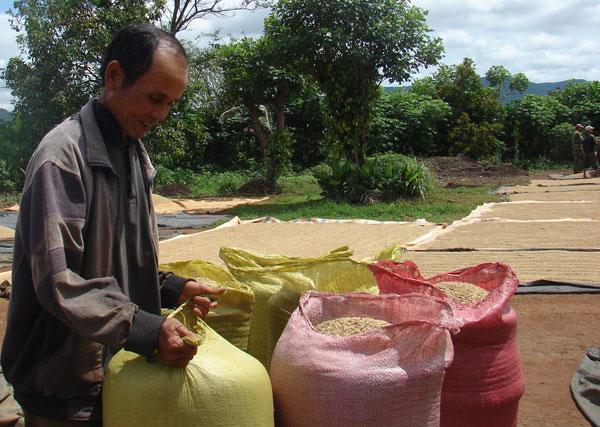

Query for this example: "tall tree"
[4,0,160,151]
[505,94,569,161]
[485,65,529,98]
[2,0,263,178]
[368,86,451,156]
[433,58,504,160]
[264,0,443,166]
[551,81,600,129]
[217,36,302,181]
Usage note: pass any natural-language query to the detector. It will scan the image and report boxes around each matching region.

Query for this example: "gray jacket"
[1,100,184,421]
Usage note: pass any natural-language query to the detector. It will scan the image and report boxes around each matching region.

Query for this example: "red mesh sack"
[369,261,525,427]
[269,291,458,427]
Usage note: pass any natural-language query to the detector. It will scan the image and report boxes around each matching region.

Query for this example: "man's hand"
[177,280,227,318]
[157,317,199,367]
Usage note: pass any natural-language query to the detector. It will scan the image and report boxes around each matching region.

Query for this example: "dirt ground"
[0,156,592,426]
[422,153,555,187]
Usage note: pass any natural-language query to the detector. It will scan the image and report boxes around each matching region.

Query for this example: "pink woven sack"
[269,291,458,427]
[369,261,525,427]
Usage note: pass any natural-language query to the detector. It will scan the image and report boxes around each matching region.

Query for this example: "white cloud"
[410,0,600,82]
[179,7,269,47]
[1,0,600,110]
[0,13,18,111]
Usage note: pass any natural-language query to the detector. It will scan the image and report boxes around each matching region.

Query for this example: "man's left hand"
[177,280,226,318]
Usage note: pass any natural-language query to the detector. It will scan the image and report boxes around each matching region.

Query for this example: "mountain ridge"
[385,79,588,101]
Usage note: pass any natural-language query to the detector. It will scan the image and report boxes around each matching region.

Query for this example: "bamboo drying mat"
[0,227,13,240]
[396,250,599,284]
[159,220,439,266]
[414,220,599,250]
[471,201,600,221]
[507,190,600,202]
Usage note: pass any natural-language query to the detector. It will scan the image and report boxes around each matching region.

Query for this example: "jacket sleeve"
[21,159,145,349]
[158,271,190,308]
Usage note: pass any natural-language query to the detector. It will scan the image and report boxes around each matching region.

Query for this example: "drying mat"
[152,194,269,214]
[507,190,600,202]
[469,201,600,221]
[500,183,599,196]
[396,250,600,284]
[530,177,600,186]
[170,197,269,214]
[153,194,185,214]
[0,227,13,241]
[414,219,599,250]
[159,220,439,266]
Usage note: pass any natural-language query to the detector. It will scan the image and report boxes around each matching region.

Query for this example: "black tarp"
[0,212,232,231]
[516,280,600,294]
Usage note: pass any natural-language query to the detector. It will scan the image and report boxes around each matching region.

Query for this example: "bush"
[0,159,17,192]
[379,157,436,201]
[314,154,435,204]
[154,165,262,197]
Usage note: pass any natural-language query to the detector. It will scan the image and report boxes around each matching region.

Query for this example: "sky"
[1,0,600,111]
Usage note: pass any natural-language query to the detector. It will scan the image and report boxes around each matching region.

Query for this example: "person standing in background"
[582,125,599,178]
[572,123,585,174]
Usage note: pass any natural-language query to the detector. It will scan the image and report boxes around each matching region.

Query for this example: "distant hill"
[481,79,588,102]
[384,79,588,102]
[0,108,12,122]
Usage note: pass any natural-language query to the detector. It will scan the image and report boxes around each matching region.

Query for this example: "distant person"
[572,123,585,173]
[582,125,599,178]
[1,24,225,425]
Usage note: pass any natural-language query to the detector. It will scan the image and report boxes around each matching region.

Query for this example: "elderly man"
[572,123,585,173]
[582,125,599,178]
[1,24,224,426]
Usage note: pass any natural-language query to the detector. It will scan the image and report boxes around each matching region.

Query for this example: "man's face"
[106,47,188,139]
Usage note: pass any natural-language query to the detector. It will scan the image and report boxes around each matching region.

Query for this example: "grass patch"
[0,192,20,209]
[0,169,504,225]
[227,182,502,224]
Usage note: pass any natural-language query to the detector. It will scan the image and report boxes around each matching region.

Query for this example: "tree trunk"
[248,104,269,167]
[274,88,289,135]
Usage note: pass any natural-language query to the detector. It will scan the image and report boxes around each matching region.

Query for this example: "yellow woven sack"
[103,303,274,427]
[220,247,284,367]
[159,259,254,351]
[220,246,377,369]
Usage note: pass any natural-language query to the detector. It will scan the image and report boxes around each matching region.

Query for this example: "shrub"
[314,159,381,204]
[379,157,436,201]
[314,155,435,204]
[0,159,17,192]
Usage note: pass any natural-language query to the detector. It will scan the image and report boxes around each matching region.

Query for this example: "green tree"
[217,36,302,181]
[485,65,529,98]
[550,81,600,129]
[433,58,504,160]
[368,86,451,156]
[264,0,443,167]
[505,94,570,161]
[2,0,263,181]
[4,0,161,157]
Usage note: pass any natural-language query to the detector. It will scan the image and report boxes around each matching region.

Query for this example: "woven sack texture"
[270,291,457,427]
[103,303,274,427]
[220,246,376,368]
[370,260,525,427]
[159,259,254,351]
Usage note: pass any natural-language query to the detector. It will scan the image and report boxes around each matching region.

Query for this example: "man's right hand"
[157,317,199,367]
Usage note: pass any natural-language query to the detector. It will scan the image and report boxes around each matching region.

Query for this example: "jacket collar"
[79,99,156,184]
[80,99,113,169]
